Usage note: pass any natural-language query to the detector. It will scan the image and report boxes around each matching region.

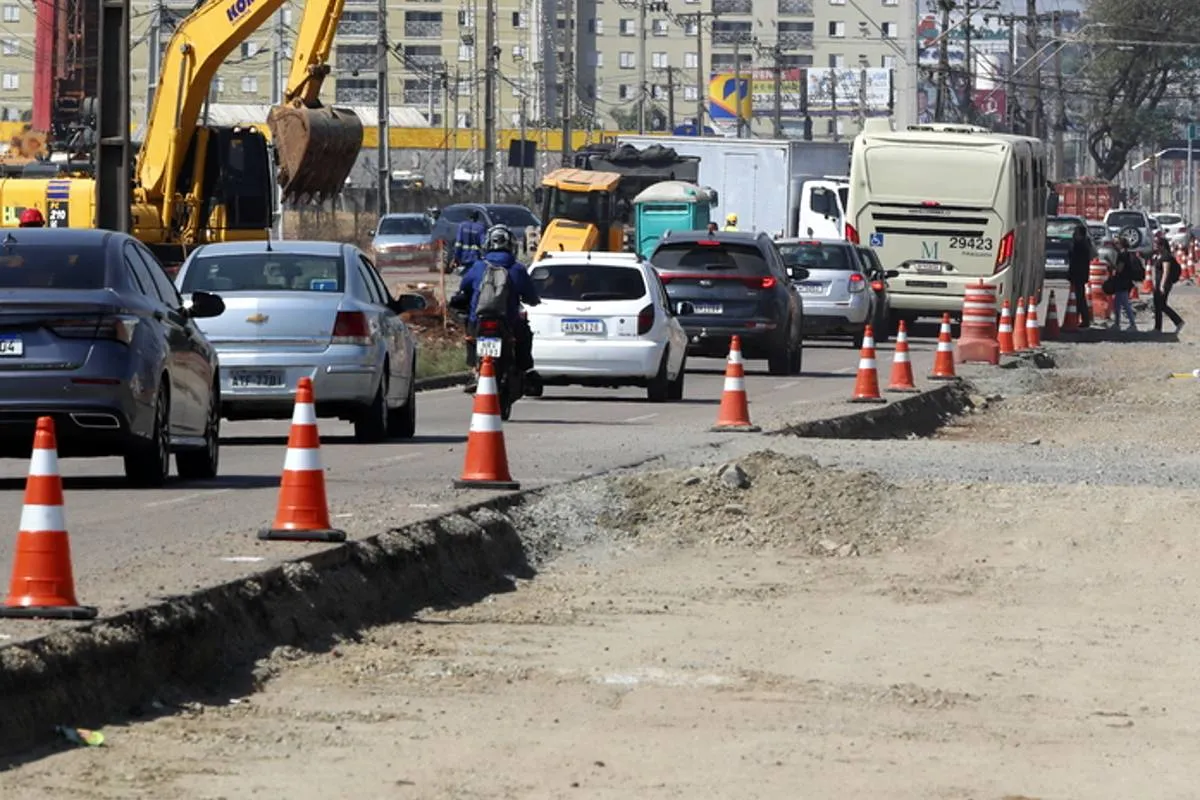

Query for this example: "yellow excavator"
[0,0,362,263]
[531,168,627,260]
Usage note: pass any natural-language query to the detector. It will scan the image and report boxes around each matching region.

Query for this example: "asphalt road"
[0,307,1003,644]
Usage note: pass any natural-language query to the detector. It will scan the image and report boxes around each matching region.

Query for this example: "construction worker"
[723,212,738,232]
[452,209,486,274]
[18,208,44,228]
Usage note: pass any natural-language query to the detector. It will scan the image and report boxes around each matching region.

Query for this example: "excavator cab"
[532,169,626,260]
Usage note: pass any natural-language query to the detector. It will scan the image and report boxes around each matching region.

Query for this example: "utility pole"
[686,10,719,137]
[637,0,647,133]
[1004,13,1017,133]
[561,0,575,165]
[858,67,867,131]
[376,0,390,216]
[450,66,460,196]
[272,8,285,238]
[1025,0,1040,140]
[732,34,742,137]
[771,45,784,139]
[441,65,451,192]
[519,93,528,196]
[935,0,951,122]
[666,66,675,129]
[1051,11,1065,180]
[146,0,163,125]
[960,0,972,123]
[830,69,839,142]
[483,0,497,201]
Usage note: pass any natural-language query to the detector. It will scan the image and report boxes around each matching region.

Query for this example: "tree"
[1080,0,1200,180]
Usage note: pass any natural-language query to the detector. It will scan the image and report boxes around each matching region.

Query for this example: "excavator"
[0,0,362,264]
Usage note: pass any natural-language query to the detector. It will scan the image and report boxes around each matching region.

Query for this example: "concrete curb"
[415,371,473,392]
[768,382,976,440]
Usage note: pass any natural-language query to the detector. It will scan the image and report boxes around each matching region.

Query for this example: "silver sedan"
[174,240,427,443]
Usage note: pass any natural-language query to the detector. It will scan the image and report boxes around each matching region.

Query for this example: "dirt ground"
[8,291,1200,799]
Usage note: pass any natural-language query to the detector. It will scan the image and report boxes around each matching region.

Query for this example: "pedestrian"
[1067,222,1094,328]
[1151,232,1185,334]
[1107,237,1140,332]
[452,209,486,273]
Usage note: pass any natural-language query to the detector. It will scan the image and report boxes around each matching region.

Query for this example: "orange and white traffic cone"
[887,320,919,393]
[850,325,886,403]
[259,377,347,541]
[1025,295,1042,348]
[1012,297,1028,351]
[711,336,761,432]
[1084,281,1094,324]
[998,299,1015,354]
[454,356,521,489]
[1062,287,1080,332]
[928,313,958,381]
[0,417,97,619]
[1143,269,1154,295]
[1043,291,1061,339]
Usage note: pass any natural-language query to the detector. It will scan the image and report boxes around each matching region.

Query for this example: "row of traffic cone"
[845,315,959,403]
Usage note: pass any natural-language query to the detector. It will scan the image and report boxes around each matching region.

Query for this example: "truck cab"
[532,168,626,260]
[797,176,849,240]
[631,180,718,259]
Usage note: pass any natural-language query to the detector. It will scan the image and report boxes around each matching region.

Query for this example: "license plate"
[230,369,284,388]
[797,282,826,294]
[0,335,22,356]
[477,337,503,358]
[1046,259,1066,266]
[908,280,948,289]
[561,318,604,335]
[913,262,944,274]
[693,303,723,314]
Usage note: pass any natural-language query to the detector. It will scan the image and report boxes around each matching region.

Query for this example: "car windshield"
[1156,214,1182,226]
[181,253,344,293]
[1047,219,1082,239]
[377,216,431,235]
[1108,212,1145,228]
[486,206,538,228]
[652,242,770,276]
[531,264,647,301]
[777,242,855,271]
[0,245,105,289]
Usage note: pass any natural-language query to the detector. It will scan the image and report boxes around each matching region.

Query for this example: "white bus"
[845,120,1049,325]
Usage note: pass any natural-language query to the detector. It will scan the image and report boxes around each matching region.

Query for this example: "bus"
[845,120,1049,325]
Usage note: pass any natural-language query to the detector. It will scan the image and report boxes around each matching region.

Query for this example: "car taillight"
[870,279,885,292]
[761,276,777,290]
[637,304,655,335]
[845,222,860,244]
[848,273,866,293]
[994,231,1015,274]
[477,318,502,335]
[331,311,372,345]
[48,315,137,344]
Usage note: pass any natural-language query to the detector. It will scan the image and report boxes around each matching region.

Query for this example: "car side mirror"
[676,301,696,316]
[391,292,428,314]
[185,290,225,319]
[884,269,900,279]
[787,266,810,281]
[367,229,376,237]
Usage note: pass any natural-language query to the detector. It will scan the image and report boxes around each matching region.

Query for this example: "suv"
[649,231,804,376]
[777,238,896,347]
[1104,209,1153,256]
[431,203,541,270]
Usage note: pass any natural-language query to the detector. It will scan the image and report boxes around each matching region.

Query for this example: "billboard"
[707,74,753,122]
[708,69,807,121]
[805,68,893,117]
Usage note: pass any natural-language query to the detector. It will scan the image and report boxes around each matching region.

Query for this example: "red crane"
[25,0,97,161]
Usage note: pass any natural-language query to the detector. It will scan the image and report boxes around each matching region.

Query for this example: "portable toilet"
[632,181,718,260]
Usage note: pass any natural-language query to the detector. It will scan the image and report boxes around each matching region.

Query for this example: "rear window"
[1107,212,1145,229]
[0,245,106,289]
[530,264,647,301]
[777,242,856,271]
[1047,219,1082,238]
[181,253,345,293]
[1156,214,1182,226]
[652,242,770,276]
[377,216,431,235]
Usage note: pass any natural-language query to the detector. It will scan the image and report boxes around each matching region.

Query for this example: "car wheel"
[176,387,220,480]
[647,351,670,402]
[667,354,686,401]
[387,372,417,439]
[125,385,170,488]
[767,332,790,376]
[354,370,390,444]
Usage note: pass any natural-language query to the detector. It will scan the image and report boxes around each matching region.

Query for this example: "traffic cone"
[928,313,958,381]
[0,417,97,620]
[1142,270,1154,295]
[1044,291,1060,339]
[850,325,886,403]
[887,320,919,393]
[1085,281,1095,323]
[711,335,761,432]
[454,356,521,489]
[1012,296,1028,351]
[1062,287,1080,332]
[1025,296,1042,348]
[997,299,1015,354]
[259,377,347,542]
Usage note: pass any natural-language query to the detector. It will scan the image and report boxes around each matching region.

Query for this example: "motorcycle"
[469,315,527,420]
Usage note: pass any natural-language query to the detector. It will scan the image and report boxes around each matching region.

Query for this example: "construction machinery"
[0,0,362,263]
[532,169,627,260]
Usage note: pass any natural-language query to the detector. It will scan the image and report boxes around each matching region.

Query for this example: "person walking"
[1151,232,1185,334]
[452,209,486,273]
[1067,222,1094,328]
[1108,237,1140,332]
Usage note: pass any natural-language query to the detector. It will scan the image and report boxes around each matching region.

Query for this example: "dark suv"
[649,231,805,376]
[431,203,541,270]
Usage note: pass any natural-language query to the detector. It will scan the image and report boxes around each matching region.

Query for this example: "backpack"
[475,263,511,319]
[1130,256,1146,283]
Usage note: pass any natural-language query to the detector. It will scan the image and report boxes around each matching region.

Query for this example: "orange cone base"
[927,373,959,382]
[849,395,887,404]
[954,339,1000,365]
[710,422,762,432]
[0,602,98,620]
[453,477,522,490]
[258,527,347,542]
[887,386,921,394]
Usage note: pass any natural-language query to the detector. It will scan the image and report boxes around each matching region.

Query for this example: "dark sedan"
[0,229,226,486]
[1045,215,1088,281]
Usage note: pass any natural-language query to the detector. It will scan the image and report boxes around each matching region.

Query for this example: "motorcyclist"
[450,224,541,392]
[452,209,486,274]
[18,208,45,228]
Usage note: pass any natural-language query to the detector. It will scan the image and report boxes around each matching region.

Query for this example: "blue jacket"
[455,251,541,325]
[453,219,486,265]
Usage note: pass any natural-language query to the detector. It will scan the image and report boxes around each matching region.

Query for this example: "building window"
[828,53,845,67]
[829,0,845,4]
[882,0,898,5]
[214,77,225,93]
[652,19,668,36]
[651,84,667,99]
[595,18,604,33]
[241,41,260,58]
[1,73,17,90]
[512,11,526,27]
[652,52,668,68]
[1,5,17,22]
[0,40,15,56]
[620,51,635,68]
[683,86,699,100]
[620,18,635,35]
[684,52,698,69]
[882,22,897,38]
[241,76,258,94]
[828,21,845,37]
[596,51,604,67]
[684,19,698,35]
[459,43,474,61]
[619,84,631,100]
[882,55,896,69]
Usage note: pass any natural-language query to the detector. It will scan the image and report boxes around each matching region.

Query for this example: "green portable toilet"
[633,181,719,260]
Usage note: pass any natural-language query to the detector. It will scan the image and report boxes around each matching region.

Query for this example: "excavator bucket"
[267,104,364,204]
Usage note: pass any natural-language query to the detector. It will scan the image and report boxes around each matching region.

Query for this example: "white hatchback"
[526,252,689,401]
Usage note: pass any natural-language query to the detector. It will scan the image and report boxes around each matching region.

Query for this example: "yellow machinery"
[532,168,626,260]
[0,0,362,264]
